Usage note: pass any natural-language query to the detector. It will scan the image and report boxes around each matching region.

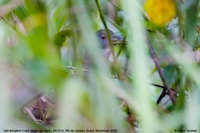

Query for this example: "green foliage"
[0,0,200,132]
[54,29,72,47]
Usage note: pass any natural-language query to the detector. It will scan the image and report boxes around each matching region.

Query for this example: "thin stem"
[64,66,89,72]
[146,35,176,104]
[116,36,127,58]
[0,16,16,30]
[38,98,46,121]
[95,0,116,62]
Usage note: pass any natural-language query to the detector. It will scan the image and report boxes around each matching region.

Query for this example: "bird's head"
[96,29,124,49]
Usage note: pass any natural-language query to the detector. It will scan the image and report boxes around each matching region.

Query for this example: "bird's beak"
[111,34,126,46]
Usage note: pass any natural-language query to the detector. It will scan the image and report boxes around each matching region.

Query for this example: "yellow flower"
[144,0,177,26]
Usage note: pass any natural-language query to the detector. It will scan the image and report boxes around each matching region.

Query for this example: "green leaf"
[163,65,179,87]
[54,29,72,47]
[184,0,199,45]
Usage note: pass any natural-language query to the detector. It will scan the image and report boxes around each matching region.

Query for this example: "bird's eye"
[101,34,106,39]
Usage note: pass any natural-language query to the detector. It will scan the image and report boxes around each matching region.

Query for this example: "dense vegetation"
[0,0,200,133]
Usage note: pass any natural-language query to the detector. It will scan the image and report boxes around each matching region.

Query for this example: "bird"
[96,29,124,60]
[82,29,125,68]
[96,29,124,49]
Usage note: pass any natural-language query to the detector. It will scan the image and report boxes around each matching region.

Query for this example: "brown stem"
[146,35,176,104]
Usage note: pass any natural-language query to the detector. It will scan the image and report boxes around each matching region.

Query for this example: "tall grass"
[0,0,200,133]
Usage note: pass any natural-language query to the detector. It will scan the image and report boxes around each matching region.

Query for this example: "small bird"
[96,29,124,61]
[61,29,125,67]
[83,29,125,67]
[96,29,124,49]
